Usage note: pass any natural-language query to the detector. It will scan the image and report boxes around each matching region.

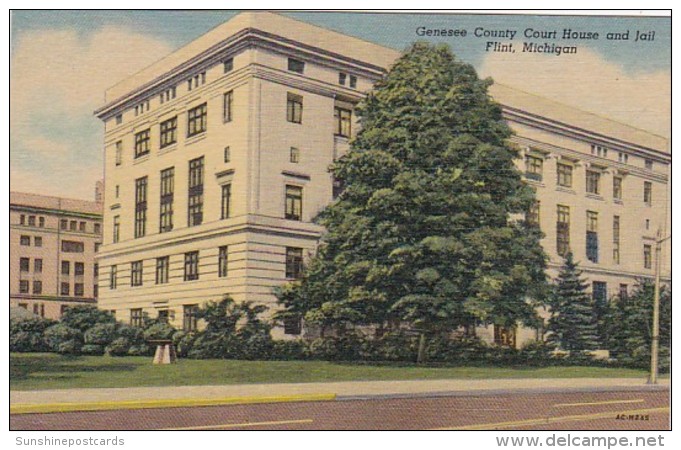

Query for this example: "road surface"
[11,388,669,431]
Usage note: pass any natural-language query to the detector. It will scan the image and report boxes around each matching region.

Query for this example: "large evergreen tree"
[278,43,547,361]
[547,253,599,353]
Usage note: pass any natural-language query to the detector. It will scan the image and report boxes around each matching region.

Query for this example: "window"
[334,107,352,138]
[34,259,43,273]
[94,263,99,277]
[74,283,84,297]
[28,216,36,226]
[61,260,70,275]
[224,146,231,163]
[113,215,120,243]
[218,246,228,278]
[95,243,101,253]
[527,200,540,227]
[290,147,300,163]
[183,304,199,331]
[612,216,620,265]
[556,205,570,257]
[134,129,151,158]
[586,211,598,263]
[20,214,25,225]
[75,262,85,276]
[286,93,303,124]
[39,216,45,227]
[287,58,305,74]
[19,280,29,294]
[79,221,86,232]
[349,75,357,89]
[135,176,148,238]
[187,103,207,137]
[60,282,70,296]
[34,236,42,247]
[184,251,199,281]
[94,223,101,234]
[20,235,30,246]
[644,244,652,269]
[332,178,344,200]
[131,261,143,286]
[619,284,628,300]
[160,116,178,148]
[591,144,607,157]
[525,155,543,181]
[339,72,347,85]
[93,285,98,298]
[110,265,118,289]
[284,316,302,335]
[494,325,516,348]
[645,159,653,170]
[223,91,233,122]
[644,181,652,206]
[586,170,601,195]
[157,309,169,324]
[645,219,650,230]
[556,163,573,188]
[19,257,30,273]
[592,281,608,310]
[159,87,176,104]
[115,141,123,166]
[62,240,84,253]
[285,185,303,221]
[60,219,68,230]
[221,184,231,219]
[285,247,303,279]
[613,176,623,200]
[115,114,122,125]
[33,281,42,295]
[160,167,174,233]
[130,309,144,327]
[223,57,234,73]
[188,157,204,226]
[70,220,77,231]
[618,152,628,164]
[187,72,206,91]
[156,256,169,284]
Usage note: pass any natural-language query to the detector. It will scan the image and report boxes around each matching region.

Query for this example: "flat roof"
[10,191,102,216]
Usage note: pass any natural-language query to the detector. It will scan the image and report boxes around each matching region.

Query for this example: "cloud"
[478,47,670,140]
[11,26,173,200]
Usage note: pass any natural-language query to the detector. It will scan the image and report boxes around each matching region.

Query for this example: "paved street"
[11,388,669,431]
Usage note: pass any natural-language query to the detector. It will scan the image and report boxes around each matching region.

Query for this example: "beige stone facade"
[10,192,103,319]
[95,12,670,344]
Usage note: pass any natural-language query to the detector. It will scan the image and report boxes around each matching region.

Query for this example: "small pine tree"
[547,253,599,354]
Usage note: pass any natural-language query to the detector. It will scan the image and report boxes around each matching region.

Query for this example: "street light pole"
[649,229,670,385]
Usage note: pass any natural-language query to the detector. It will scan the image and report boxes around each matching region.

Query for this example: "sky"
[10,10,671,200]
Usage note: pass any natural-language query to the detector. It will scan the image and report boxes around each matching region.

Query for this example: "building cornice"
[10,204,102,220]
[94,28,387,121]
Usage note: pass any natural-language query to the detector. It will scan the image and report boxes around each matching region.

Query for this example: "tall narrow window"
[644,181,652,206]
[61,260,70,275]
[134,129,151,158]
[19,280,29,294]
[183,304,199,331]
[159,167,174,233]
[33,281,42,295]
[74,262,85,276]
[160,116,177,148]
[527,200,540,228]
[612,216,621,265]
[20,257,30,272]
[187,103,207,137]
[586,211,599,263]
[156,256,169,284]
[34,259,43,273]
[644,244,652,269]
[188,157,204,226]
[613,176,623,200]
[592,281,608,316]
[286,93,303,124]
[586,170,601,195]
[110,265,118,289]
[339,72,347,85]
[221,184,231,219]
[113,215,120,243]
[184,251,199,281]
[74,283,84,297]
[130,309,143,327]
[223,91,233,122]
[134,177,148,238]
[334,107,352,137]
[349,75,357,88]
[285,247,304,279]
[619,284,628,300]
[290,147,300,163]
[223,57,234,73]
[218,246,228,278]
[525,155,543,181]
[556,205,570,257]
[556,163,573,188]
[115,141,123,166]
[131,261,143,286]
[285,185,303,221]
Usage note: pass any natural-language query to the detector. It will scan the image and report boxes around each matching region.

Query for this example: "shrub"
[84,323,119,346]
[271,340,307,360]
[518,340,554,366]
[43,324,83,355]
[10,317,56,352]
[143,323,176,341]
[81,344,105,355]
[106,337,131,356]
[173,331,197,358]
[128,343,152,356]
[60,306,116,333]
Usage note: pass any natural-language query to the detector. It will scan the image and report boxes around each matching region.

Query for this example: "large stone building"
[10,192,103,319]
[94,12,670,344]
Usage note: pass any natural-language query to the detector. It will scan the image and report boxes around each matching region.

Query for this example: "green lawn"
[10,353,653,391]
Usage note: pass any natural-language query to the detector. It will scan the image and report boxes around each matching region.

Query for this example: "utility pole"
[649,229,670,384]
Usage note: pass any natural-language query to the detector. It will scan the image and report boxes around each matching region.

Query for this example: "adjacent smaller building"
[10,192,103,319]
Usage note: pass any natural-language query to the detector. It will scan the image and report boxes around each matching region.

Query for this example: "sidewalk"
[10,377,669,414]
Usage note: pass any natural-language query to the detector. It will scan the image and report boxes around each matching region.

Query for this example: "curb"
[10,393,337,415]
